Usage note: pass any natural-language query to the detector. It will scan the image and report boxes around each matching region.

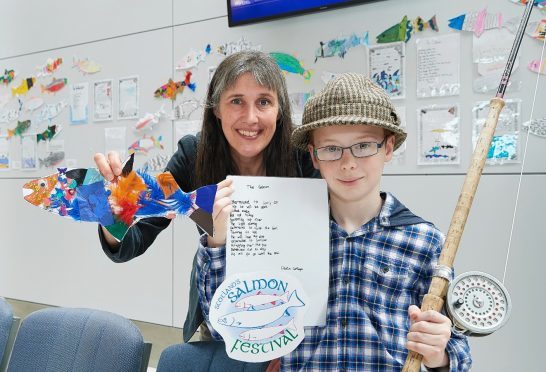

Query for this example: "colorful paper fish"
[217,37,262,56]
[528,59,546,74]
[8,120,31,139]
[11,78,36,97]
[175,44,211,70]
[128,135,164,155]
[376,15,439,43]
[134,107,165,132]
[73,57,101,74]
[510,0,546,11]
[37,125,59,142]
[41,78,67,94]
[39,151,65,168]
[269,53,312,80]
[0,69,15,85]
[315,32,369,62]
[526,19,546,40]
[448,9,503,37]
[36,58,63,77]
[33,101,68,123]
[22,154,218,240]
[154,72,196,100]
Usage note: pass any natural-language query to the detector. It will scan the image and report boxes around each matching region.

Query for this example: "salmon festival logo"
[209,272,308,362]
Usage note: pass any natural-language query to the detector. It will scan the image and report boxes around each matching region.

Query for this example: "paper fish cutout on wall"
[217,37,262,57]
[39,151,65,168]
[37,125,60,142]
[143,154,169,173]
[12,78,36,97]
[25,97,45,112]
[523,117,546,137]
[315,32,369,62]
[528,59,546,74]
[376,15,438,43]
[128,135,164,155]
[448,9,504,37]
[510,0,546,11]
[72,57,101,74]
[172,99,201,120]
[7,120,31,139]
[154,72,196,100]
[36,58,63,78]
[33,101,68,123]
[175,45,211,70]
[134,107,165,132]
[269,53,312,80]
[41,78,67,94]
[0,69,15,85]
[0,107,19,124]
[526,19,546,40]
[22,154,218,240]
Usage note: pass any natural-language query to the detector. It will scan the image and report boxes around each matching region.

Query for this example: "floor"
[6,298,195,369]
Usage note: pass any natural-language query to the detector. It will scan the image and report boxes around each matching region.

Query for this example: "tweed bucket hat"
[292,73,406,151]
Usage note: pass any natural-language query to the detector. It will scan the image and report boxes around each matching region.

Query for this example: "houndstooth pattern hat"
[292,73,407,151]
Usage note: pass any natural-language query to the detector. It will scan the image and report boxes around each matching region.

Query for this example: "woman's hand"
[406,305,451,369]
[207,178,234,248]
[94,151,123,182]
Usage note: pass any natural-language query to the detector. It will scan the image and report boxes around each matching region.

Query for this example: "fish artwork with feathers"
[22,154,217,241]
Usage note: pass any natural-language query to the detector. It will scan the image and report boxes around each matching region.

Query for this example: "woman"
[94,50,319,343]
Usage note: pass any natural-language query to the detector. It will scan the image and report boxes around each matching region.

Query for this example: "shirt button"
[343,277,349,285]
[341,319,347,327]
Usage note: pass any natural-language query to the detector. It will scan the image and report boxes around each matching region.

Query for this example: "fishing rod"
[403,1,535,370]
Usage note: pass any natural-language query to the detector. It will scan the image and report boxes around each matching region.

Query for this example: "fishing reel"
[446,271,512,337]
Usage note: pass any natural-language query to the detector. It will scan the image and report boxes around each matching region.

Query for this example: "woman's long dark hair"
[194,51,296,187]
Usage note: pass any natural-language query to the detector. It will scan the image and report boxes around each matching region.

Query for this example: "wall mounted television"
[227,0,381,27]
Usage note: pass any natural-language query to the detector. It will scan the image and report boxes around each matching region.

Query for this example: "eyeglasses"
[314,138,386,161]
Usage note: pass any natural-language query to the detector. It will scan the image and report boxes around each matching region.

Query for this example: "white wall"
[1,0,544,370]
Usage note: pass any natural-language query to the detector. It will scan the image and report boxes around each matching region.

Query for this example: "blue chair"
[7,307,151,372]
[157,341,269,372]
[0,298,20,372]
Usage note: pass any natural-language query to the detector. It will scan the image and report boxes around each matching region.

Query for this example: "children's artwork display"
[209,271,307,362]
[118,76,139,120]
[72,56,102,75]
[376,15,439,43]
[525,19,546,40]
[448,9,504,37]
[268,52,312,80]
[0,137,10,170]
[217,37,262,57]
[473,28,520,76]
[128,135,164,155]
[154,72,196,100]
[40,140,65,168]
[417,105,460,165]
[416,34,460,98]
[22,154,218,241]
[21,135,38,170]
[104,127,127,159]
[314,32,368,62]
[69,82,89,124]
[226,176,329,327]
[369,42,405,99]
[172,99,201,121]
[473,100,521,164]
[93,79,113,122]
[523,117,546,137]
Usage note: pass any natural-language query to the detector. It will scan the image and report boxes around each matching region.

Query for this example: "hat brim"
[292,115,407,151]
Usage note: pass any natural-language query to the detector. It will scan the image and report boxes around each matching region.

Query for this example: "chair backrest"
[0,298,20,372]
[7,307,151,372]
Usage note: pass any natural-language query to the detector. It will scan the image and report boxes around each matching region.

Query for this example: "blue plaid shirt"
[196,192,472,371]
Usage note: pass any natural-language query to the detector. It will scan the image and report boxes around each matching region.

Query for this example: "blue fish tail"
[192,184,217,214]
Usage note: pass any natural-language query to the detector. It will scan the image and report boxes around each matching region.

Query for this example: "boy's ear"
[384,134,396,161]
[308,144,320,170]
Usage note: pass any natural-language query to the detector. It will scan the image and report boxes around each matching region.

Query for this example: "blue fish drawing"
[22,154,217,240]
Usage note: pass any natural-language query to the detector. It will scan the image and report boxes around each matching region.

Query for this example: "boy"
[197,73,472,371]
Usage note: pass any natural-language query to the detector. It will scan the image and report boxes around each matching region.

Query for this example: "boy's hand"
[207,178,234,248]
[406,305,451,369]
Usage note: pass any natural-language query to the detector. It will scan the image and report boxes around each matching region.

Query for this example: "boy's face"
[308,125,395,204]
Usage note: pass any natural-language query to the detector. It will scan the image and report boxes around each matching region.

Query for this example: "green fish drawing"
[269,52,312,80]
[8,120,31,139]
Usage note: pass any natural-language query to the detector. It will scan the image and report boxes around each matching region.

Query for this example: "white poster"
[226,176,329,326]
[416,34,460,98]
[105,127,127,159]
[93,79,113,122]
[21,135,38,170]
[69,82,89,124]
[417,105,460,165]
[118,76,139,120]
[369,42,405,99]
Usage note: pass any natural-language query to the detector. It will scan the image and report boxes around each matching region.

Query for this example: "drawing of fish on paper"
[172,99,201,120]
[217,37,262,56]
[448,8,504,37]
[269,53,312,80]
[528,58,546,74]
[175,45,211,70]
[41,78,68,94]
[7,120,31,139]
[128,135,164,155]
[526,19,546,40]
[0,69,16,85]
[22,153,218,240]
[33,101,68,124]
[523,117,546,137]
[37,125,60,142]
[376,15,439,43]
[73,57,101,75]
[315,32,368,62]
[12,78,36,97]
[39,151,65,168]
[36,58,63,78]
[154,71,196,100]
[134,107,165,133]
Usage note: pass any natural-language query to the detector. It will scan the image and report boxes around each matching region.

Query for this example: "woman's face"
[215,72,279,162]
